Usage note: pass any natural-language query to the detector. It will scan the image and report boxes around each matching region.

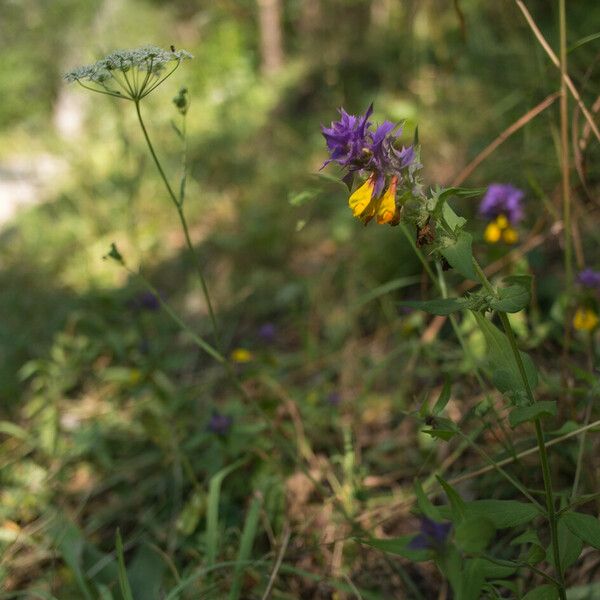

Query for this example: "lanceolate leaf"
[464,500,540,528]
[473,311,538,397]
[508,401,557,428]
[400,297,470,315]
[360,535,430,562]
[562,511,600,549]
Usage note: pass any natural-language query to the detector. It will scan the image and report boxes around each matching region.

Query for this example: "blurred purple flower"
[208,412,233,436]
[409,517,452,550]
[258,322,277,344]
[578,268,600,289]
[326,392,341,406]
[479,184,525,225]
[129,291,161,312]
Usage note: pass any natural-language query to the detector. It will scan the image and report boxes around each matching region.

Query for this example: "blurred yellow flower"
[484,221,502,243]
[230,348,254,363]
[483,214,518,244]
[573,307,599,332]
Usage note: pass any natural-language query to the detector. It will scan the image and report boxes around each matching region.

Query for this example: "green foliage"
[2,0,600,597]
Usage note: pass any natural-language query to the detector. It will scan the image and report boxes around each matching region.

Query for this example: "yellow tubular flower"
[496,214,509,230]
[348,177,376,219]
[502,227,518,244]
[376,176,398,224]
[231,348,254,363]
[573,307,599,332]
[484,221,502,243]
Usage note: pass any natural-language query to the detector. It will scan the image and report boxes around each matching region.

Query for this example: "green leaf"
[464,500,540,528]
[476,558,517,578]
[526,544,547,565]
[228,493,263,600]
[461,558,487,600]
[423,417,457,441]
[522,584,559,600]
[555,517,583,571]
[455,516,495,553]
[436,475,465,522]
[503,274,533,296]
[440,231,477,280]
[432,379,452,415]
[441,202,467,231]
[489,284,530,313]
[49,517,94,600]
[562,511,600,549]
[127,544,165,600]
[400,297,469,315]
[510,530,542,546]
[473,312,538,397]
[116,529,134,600]
[508,401,557,428]
[414,479,441,520]
[360,535,430,562]
[206,459,247,568]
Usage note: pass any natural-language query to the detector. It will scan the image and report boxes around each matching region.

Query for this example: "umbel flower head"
[321,104,421,226]
[64,45,192,101]
[479,184,524,244]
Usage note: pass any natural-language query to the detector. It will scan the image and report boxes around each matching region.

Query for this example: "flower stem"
[133,100,221,350]
[473,260,566,598]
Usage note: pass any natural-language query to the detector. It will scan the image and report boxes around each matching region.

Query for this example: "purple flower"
[577,268,600,289]
[408,517,452,550]
[258,323,277,344]
[208,412,233,436]
[479,184,525,225]
[321,104,421,226]
[321,104,373,170]
[129,291,161,312]
[326,392,341,406]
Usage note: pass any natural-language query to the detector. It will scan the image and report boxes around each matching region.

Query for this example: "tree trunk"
[257,0,284,76]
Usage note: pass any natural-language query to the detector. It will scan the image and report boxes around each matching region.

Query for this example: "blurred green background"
[1,0,600,597]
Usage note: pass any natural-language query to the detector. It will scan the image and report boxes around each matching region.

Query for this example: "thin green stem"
[133,100,221,349]
[435,262,519,459]
[404,224,518,457]
[454,428,542,509]
[473,259,566,598]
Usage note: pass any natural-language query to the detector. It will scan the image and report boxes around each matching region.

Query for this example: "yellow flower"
[376,176,398,224]
[348,176,376,220]
[496,214,509,229]
[573,307,599,332]
[348,175,399,225]
[502,227,518,244]
[484,221,502,243]
[484,214,519,244]
[231,348,254,363]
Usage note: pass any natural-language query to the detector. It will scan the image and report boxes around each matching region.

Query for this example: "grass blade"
[228,492,263,600]
[115,529,134,600]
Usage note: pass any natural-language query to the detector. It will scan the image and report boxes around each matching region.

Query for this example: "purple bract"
[321,104,419,201]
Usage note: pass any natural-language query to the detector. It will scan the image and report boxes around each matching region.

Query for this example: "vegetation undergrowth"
[1,2,600,599]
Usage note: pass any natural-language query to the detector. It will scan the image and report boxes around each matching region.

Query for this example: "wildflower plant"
[321,105,600,599]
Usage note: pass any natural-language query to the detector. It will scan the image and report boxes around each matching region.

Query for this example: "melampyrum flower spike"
[321,104,422,226]
[64,45,192,101]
